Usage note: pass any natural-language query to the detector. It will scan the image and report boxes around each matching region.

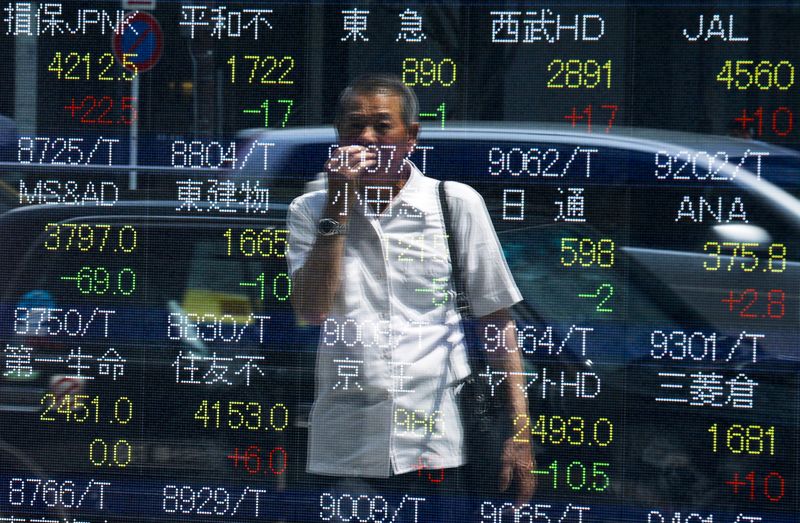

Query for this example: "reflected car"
[237,123,800,515]
[0,201,301,519]
[1,124,798,520]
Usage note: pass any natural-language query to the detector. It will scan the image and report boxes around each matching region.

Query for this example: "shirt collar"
[392,159,428,210]
[396,159,424,197]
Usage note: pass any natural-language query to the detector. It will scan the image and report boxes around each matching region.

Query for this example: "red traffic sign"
[49,375,85,402]
[113,11,163,73]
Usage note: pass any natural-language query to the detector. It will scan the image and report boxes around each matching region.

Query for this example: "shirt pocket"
[396,254,453,317]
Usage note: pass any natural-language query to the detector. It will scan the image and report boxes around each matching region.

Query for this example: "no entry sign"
[113,11,163,73]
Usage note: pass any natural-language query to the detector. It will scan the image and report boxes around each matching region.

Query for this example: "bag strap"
[438,182,489,388]
[437,181,471,316]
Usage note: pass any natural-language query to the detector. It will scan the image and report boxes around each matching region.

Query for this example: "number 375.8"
[703,241,786,273]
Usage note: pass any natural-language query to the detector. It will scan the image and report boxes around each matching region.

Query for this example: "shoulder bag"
[436,180,511,488]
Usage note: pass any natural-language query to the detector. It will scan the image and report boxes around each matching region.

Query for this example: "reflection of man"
[287,75,534,504]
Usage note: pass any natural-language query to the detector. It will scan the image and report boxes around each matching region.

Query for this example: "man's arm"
[290,146,375,325]
[291,204,348,325]
[478,307,536,506]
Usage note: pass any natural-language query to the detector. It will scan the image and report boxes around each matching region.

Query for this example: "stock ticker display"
[0,1,800,522]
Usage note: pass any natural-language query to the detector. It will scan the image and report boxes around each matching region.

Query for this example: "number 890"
[402,58,456,87]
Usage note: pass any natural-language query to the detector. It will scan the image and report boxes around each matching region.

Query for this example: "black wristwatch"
[317,218,348,237]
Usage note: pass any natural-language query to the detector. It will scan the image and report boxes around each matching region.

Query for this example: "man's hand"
[479,309,536,505]
[498,435,536,506]
[290,144,374,324]
[324,145,376,218]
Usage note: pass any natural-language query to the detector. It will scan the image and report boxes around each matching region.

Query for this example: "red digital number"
[227,445,287,476]
[726,471,785,502]
[64,95,137,125]
[563,104,618,133]
[721,289,785,319]
[734,107,794,138]
[416,456,445,484]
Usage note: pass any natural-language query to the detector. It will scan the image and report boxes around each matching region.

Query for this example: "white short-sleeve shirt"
[287,161,522,477]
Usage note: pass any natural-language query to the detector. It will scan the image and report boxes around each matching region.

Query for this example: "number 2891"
[547,59,611,89]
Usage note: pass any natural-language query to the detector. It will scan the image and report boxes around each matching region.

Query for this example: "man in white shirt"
[287,75,534,506]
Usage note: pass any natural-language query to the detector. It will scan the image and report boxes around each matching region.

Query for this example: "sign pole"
[129,73,139,191]
[114,9,162,192]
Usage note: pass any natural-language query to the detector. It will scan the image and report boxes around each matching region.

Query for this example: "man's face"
[337,91,419,181]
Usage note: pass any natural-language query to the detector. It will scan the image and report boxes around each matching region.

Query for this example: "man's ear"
[407,122,420,146]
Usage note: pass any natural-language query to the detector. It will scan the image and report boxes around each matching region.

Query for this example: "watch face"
[318,218,340,235]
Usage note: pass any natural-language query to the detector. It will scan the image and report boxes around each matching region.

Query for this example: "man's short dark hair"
[335,74,419,132]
